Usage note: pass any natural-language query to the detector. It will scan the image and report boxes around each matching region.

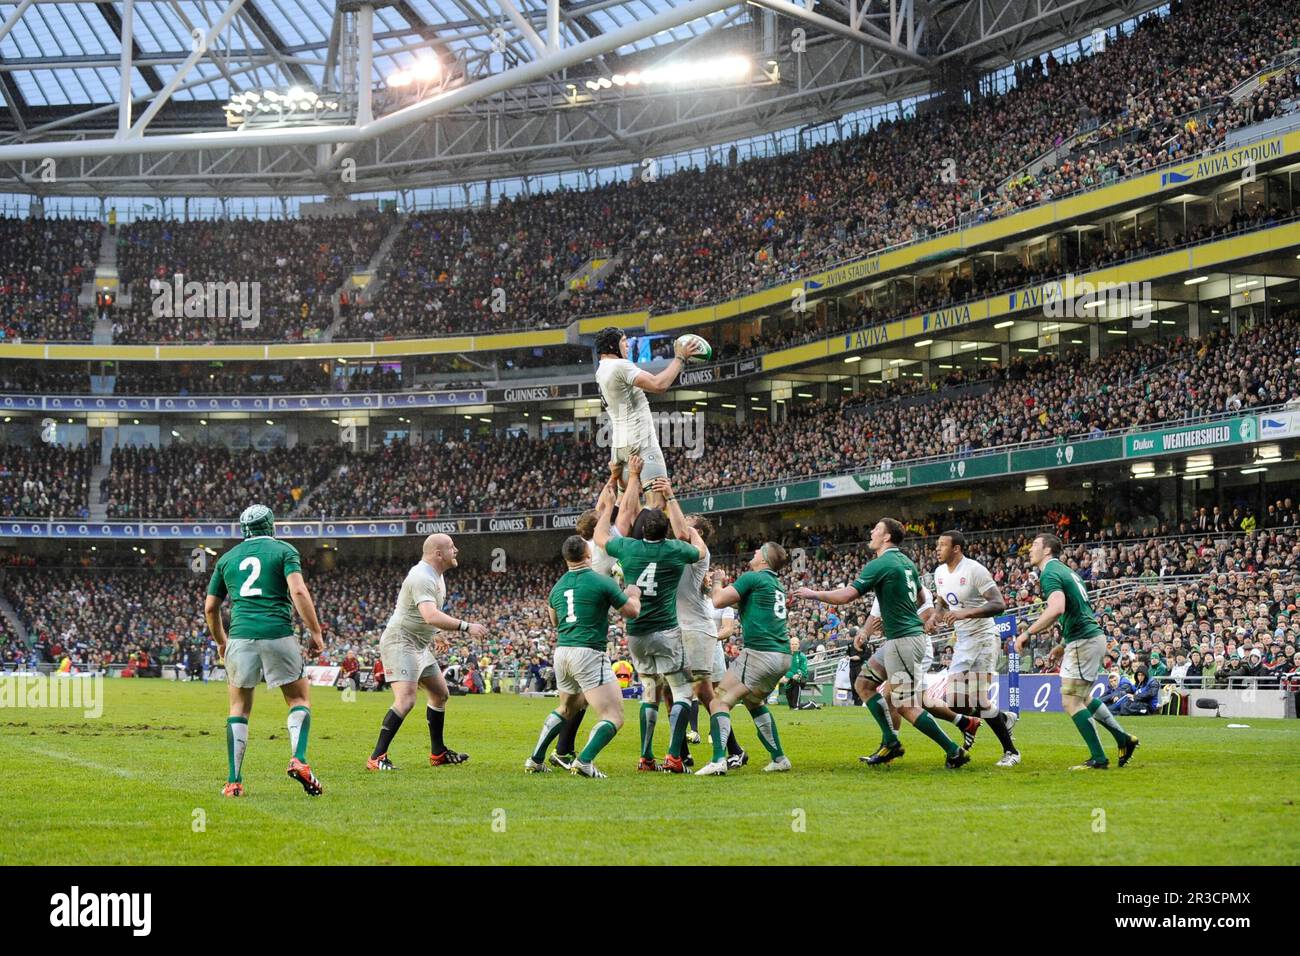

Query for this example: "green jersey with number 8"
[604,537,699,636]
[207,536,302,640]
[1037,557,1103,644]
[850,547,924,639]
[733,569,789,653]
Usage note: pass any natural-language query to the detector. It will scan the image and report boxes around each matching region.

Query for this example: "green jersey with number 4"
[207,536,302,640]
[1037,557,1103,644]
[850,547,924,639]
[549,567,628,650]
[733,569,789,653]
[604,537,699,636]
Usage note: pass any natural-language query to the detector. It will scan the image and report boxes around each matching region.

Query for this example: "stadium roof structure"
[0,0,1162,197]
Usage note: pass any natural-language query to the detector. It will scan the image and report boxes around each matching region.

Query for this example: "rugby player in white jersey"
[365,534,487,771]
[594,326,700,509]
[932,530,1020,764]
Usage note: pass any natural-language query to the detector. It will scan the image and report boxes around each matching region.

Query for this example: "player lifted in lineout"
[205,504,326,797]
[594,325,701,510]
[366,533,487,771]
[1018,533,1139,770]
[525,534,642,777]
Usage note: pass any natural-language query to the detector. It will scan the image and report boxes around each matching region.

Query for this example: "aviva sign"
[921,304,973,332]
[1159,137,1284,189]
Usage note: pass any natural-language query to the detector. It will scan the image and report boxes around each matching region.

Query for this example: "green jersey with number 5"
[604,536,699,636]
[850,547,924,639]
[732,569,789,653]
[1037,557,1103,644]
[207,536,302,640]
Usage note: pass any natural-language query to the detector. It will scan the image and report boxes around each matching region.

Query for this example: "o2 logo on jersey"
[945,591,959,608]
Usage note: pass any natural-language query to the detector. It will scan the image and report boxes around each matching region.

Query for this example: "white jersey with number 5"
[933,557,998,645]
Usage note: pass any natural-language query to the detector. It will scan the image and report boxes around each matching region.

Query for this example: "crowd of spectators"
[0,216,101,343]
[5,309,1300,522]
[4,1,1293,344]
[0,444,94,518]
[303,435,598,518]
[669,313,1300,491]
[112,212,393,342]
[102,443,346,521]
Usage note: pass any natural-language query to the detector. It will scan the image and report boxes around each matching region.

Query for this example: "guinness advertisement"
[488,382,582,404]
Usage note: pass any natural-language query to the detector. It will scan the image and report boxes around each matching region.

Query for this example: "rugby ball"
[675,333,713,363]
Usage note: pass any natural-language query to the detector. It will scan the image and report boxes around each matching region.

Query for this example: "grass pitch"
[2,681,1296,865]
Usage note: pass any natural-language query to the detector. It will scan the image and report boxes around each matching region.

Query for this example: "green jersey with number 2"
[850,547,924,639]
[733,569,789,653]
[604,536,699,636]
[1037,557,1103,644]
[207,536,302,640]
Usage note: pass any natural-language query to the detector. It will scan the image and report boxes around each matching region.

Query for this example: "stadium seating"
[0,216,101,343]
[2,310,1294,522]
[2,1,1296,344]
[112,212,393,343]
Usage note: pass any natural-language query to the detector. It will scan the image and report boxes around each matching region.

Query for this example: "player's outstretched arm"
[793,584,861,606]
[594,497,615,548]
[709,570,741,609]
[654,478,697,548]
[614,454,642,537]
[1018,590,1064,651]
[632,339,700,394]
[420,601,487,640]
[286,572,325,655]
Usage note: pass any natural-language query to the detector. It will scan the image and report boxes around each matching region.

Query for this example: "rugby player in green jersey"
[1017,533,1139,770]
[695,540,794,776]
[794,517,970,769]
[204,505,326,797]
[525,535,642,778]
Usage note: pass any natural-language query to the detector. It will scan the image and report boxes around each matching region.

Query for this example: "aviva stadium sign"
[1159,137,1284,189]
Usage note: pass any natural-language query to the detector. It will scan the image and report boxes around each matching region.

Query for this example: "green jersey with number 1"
[207,536,302,640]
[733,569,789,653]
[1037,557,1103,644]
[549,567,629,650]
[603,537,699,636]
[850,547,924,639]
